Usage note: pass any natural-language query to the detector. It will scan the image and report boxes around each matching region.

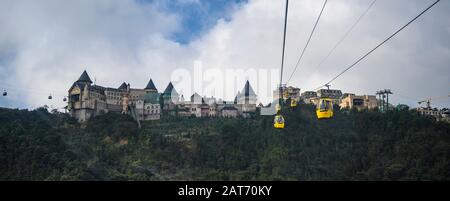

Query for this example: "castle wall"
[129,89,146,104]
[143,102,160,120]
[72,109,94,122]
[69,72,257,122]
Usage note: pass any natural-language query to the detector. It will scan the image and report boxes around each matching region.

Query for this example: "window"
[353,99,364,106]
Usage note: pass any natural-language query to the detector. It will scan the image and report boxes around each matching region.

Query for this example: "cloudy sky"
[0,0,449,110]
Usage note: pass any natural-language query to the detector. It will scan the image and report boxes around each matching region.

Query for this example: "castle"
[68,71,258,122]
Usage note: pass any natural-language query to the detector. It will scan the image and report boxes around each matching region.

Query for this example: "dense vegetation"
[0,105,449,181]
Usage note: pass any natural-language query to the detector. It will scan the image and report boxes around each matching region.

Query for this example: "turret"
[161,82,179,111]
[239,80,257,104]
[118,82,130,92]
[145,79,158,93]
[163,82,178,96]
[76,70,93,85]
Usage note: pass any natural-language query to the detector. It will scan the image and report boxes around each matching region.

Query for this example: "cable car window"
[320,101,327,111]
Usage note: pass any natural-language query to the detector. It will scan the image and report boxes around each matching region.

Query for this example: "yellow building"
[339,94,378,110]
[273,85,300,101]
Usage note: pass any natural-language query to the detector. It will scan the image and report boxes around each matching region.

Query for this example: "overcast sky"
[0,0,449,110]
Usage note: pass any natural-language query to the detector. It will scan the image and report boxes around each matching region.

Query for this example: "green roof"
[143,93,160,104]
[163,82,178,96]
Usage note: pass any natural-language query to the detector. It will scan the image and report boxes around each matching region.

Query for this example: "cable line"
[286,0,328,85]
[279,0,289,96]
[314,0,441,90]
[0,84,66,97]
[315,0,377,70]
[274,0,289,130]
[396,93,419,102]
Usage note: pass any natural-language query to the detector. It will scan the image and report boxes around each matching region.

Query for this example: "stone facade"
[339,94,378,110]
[68,71,161,122]
[417,107,450,123]
[273,85,301,101]
[68,71,258,122]
[300,91,318,104]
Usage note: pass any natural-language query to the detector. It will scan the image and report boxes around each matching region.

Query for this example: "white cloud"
[191,0,450,106]
[0,0,185,108]
[0,0,449,109]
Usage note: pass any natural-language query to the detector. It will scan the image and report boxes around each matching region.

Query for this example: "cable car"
[316,98,333,119]
[2,90,6,96]
[63,97,67,102]
[48,95,53,100]
[274,114,285,129]
[290,99,297,107]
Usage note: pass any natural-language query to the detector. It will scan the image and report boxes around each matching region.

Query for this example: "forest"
[0,104,449,181]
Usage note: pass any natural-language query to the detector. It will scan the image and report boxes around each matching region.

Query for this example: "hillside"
[0,105,449,181]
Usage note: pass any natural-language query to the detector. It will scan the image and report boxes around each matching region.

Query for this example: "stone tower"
[68,70,107,122]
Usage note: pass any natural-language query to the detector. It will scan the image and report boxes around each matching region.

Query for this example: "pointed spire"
[145,79,157,91]
[77,70,93,84]
[118,82,128,90]
[242,80,256,97]
[163,82,178,95]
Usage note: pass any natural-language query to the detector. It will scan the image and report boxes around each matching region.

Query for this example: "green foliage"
[0,105,449,181]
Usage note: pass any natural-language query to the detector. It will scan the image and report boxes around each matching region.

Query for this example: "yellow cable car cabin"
[274,114,285,129]
[290,99,297,107]
[316,98,333,119]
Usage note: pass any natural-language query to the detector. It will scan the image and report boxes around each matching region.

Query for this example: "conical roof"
[118,82,128,90]
[163,82,178,95]
[234,91,240,103]
[77,70,93,83]
[242,80,256,97]
[145,79,157,90]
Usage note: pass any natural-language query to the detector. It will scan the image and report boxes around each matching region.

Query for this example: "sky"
[0,0,449,110]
